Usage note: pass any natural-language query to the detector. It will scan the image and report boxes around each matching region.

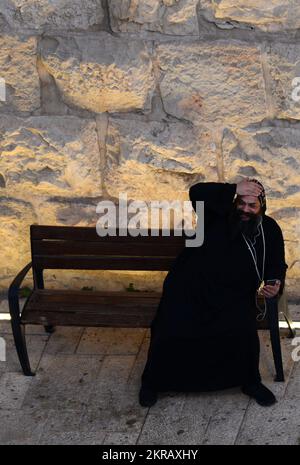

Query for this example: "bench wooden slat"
[21,311,154,327]
[32,255,177,270]
[30,225,194,242]
[27,289,161,304]
[26,289,161,311]
[21,289,158,327]
[31,239,185,257]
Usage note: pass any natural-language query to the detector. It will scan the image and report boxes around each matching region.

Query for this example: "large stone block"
[31,196,104,227]
[0,197,36,288]
[222,125,300,205]
[199,0,300,32]
[39,34,156,113]
[157,41,267,126]
[0,115,102,198]
[0,35,39,113]
[105,117,218,207]
[0,0,104,32]
[270,207,300,280]
[109,0,199,35]
[263,43,300,120]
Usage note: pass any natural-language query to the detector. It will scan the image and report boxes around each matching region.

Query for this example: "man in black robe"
[139,178,288,407]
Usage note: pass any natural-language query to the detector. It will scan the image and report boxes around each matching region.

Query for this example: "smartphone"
[265,279,278,286]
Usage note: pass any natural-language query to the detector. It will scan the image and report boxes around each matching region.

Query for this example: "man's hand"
[236,178,263,197]
[258,280,281,298]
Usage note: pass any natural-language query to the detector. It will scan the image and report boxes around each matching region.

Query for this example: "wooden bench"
[8,224,295,381]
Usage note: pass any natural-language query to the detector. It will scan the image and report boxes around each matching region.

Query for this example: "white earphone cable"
[242,222,267,321]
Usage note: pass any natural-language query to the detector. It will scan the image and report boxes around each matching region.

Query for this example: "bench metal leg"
[282,308,296,339]
[278,291,296,339]
[11,319,35,376]
[267,296,285,382]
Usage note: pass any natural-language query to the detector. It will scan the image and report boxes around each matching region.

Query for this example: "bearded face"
[228,195,262,240]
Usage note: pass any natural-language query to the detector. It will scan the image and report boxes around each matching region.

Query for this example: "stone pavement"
[0,299,299,445]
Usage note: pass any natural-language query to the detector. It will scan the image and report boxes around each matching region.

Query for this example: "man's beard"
[227,207,262,241]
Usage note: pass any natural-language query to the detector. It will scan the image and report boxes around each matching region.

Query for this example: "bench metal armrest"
[8,262,32,321]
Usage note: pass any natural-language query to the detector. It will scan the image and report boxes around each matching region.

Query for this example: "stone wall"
[0,1,299,298]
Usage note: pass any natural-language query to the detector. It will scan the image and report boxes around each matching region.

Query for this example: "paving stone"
[0,408,49,444]
[22,354,103,411]
[180,387,250,445]
[0,321,48,335]
[235,397,300,445]
[95,355,136,390]
[201,394,249,445]
[40,430,106,445]
[44,327,84,355]
[1,323,298,444]
[126,333,150,391]
[0,372,33,409]
[39,408,106,445]
[138,412,209,445]
[148,391,187,418]
[41,408,84,433]
[0,333,49,376]
[103,432,140,445]
[82,391,147,434]
[77,328,146,355]
[0,297,47,335]
[285,357,300,399]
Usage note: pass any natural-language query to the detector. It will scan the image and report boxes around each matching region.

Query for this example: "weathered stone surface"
[1,318,299,444]
[270,207,300,282]
[109,0,199,35]
[235,397,300,444]
[31,196,104,227]
[39,34,156,113]
[138,410,209,444]
[102,432,140,445]
[22,354,103,411]
[44,327,84,356]
[0,408,49,444]
[263,43,300,120]
[0,333,49,376]
[200,391,248,445]
[77,328,146,355]
[222,125,300,204]
[0,35,39,113]
[199,0,300,32]
[0,0,104,32]
[0,373,33,409]
[157,42,267,126]
[0,197,36,289]
[82,389,148,434]
[105,117,218,210]
[0,115,102,198]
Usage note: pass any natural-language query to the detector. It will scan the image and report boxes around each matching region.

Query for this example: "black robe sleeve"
[189,182,237,227]
[264,218,288,295]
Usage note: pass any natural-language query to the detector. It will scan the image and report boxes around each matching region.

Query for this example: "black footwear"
[139,385,158,407]
[241,382,277,406]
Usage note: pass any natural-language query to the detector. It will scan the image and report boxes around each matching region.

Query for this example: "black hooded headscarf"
[228,178,267,241]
